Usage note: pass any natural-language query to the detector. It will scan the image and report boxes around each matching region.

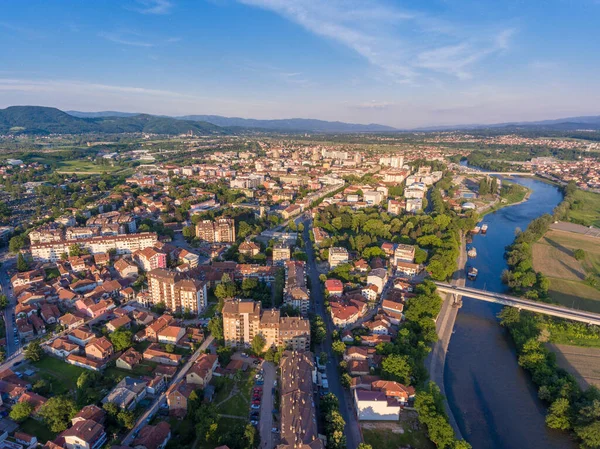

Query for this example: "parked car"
[251,404,261,410]
[251,420,259,426]
[272,428,280,434]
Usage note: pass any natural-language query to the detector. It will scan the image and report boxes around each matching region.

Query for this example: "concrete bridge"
[459,169,535,176]
[435,282,600,326]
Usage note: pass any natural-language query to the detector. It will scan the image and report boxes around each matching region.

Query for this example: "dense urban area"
[1,109,600,449]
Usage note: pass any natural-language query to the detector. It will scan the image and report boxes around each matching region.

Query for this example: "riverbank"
[479,183,531,217]
[426,233,467,439]
[444,177,576,449]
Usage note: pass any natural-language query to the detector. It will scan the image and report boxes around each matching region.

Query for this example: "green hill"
[0,106,225,135]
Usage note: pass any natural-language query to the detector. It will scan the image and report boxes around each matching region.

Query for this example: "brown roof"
[132,422,171,449]
[61,419,105,443]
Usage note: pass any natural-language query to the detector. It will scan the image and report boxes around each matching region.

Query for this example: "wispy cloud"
[237,0,515,82]
[129,0,174,15]
[99,30,154,47]
[99,30,181,47]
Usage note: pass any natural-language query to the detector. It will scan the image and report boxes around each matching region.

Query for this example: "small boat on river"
[467,266,478,280]
[467,247,477,258]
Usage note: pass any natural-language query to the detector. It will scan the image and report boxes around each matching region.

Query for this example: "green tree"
[382,354,412,384]
[546,398,572,430]
[208,316,224,340]
[24,341,43,362]
[331,340,346,356]
[118,410,136,429]
[40,396,78,432]
[576,421,600,449]
[0,294,8,309]
[16,253,29,272]
[109,329,133,352]
[9,401,33,422]
[574,249,585,261]
[340,373,352,388]
[165,344,175,353]
[9,235,25,253]
[102,401,119,417]
[251,334,266,355]
[310,315,326,344]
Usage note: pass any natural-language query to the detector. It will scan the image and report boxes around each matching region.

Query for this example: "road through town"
[302,219,361,449]
[123,334,215,445]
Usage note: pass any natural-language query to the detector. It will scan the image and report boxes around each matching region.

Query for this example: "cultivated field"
[548,344,600,390]
[533,229,600,308]
[568,190,600,228]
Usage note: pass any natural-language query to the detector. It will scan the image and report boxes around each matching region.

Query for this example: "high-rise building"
[222,299,310,350]
[195,218,235,243]
[147,268,208,314]
[283,261,310,316]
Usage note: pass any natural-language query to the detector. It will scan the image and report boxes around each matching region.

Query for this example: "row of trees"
[499,308,600,448]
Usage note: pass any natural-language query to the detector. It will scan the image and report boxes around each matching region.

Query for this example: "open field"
[362,413,436,449]
[533,229,600,309]
[568,189,600,228]
[213,370,256,417]
[55,159,127,174]
[20,418,56,442]
[28,356,87,394]
[548,344,600,389]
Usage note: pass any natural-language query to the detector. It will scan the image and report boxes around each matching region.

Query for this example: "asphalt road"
[259,361,276,449]
[122,334,215,445]
[302,219,361,449]
[0,255,18,356]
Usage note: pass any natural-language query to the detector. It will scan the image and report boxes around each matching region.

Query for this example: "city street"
[302,219,361,449]
[122,334,215,445]
[0,254,18,357]
[259,361,276,449]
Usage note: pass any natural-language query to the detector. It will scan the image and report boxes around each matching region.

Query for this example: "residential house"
[85,337,114,362]
[157,326,186,345]
[186,354,218,387]
[61,419,107,449]
[102,377,148,410]
[116,348,143,371]
[143,344,182,366]
[166,380,195,417]
[132,422,171,449]
[324,279,343,297]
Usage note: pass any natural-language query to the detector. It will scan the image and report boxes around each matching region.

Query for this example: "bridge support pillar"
[451,293,463,308]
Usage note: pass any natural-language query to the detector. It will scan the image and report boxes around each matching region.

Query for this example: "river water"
[444,176,578,449]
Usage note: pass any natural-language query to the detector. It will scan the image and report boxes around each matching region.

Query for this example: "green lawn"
[55,159,122,174]
[20,418,56,443]
[202,301,218,318]
[547,278,600,313]
[362,425,436,449]
[30,356,87,394]
[568,189,600,227]
[213,370,256,417]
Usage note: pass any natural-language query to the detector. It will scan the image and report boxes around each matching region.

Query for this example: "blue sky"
[0,0,599,128]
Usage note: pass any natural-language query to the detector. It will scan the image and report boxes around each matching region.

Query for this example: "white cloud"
[99,30,181,47]
[237,0,515,82]
[130,0,174,15]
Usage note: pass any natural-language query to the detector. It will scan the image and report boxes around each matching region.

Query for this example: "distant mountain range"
[413,115,600,132]
[68,111,397,133]
[0,106,223,135]
[0,105,598,135]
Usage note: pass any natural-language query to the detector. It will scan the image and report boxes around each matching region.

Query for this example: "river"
[444,176,578,449]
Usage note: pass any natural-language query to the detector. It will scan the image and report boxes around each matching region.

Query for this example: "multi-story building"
[405,198,423,213]
[394,244,415,265]
[195,218,236,243]
[272,243,291,265]
[222,299,261,347]
[87,212,136,233]
[363,190,384,205]
[147,268,208,314]
[278,351,323,449]
[223,299,310,350]
[283,261,310,316]
[134,247,167,272]
[328,247,349,268]
[31,232,158,262]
